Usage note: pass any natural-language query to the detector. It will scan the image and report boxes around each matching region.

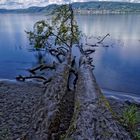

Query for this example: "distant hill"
[0,4,58,14]
[0,1,140,14]
[72,1,140,14]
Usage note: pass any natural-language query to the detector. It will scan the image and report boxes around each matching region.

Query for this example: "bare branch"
[97,33,110,44]
[57,46,69,52]
[85,33,110,48]
[56,53,63,63]
[51,32,70,48]
[40,63,56,71]
[43,77,52,85]
[78,44,85,54]
[84,49,95,55]
[28,63,56,75]
[85,43,98,47]
[28,64,44,74]
[16,75,47,81]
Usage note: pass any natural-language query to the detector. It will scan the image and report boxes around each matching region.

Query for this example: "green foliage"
[51,5,80,47]
[26,4,80,52]
[27,20,53,49]
[122,105,139,129]
[134,131,140,140]
[122,105,140,139]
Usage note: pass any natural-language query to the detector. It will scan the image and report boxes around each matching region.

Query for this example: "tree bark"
[65,56,132,140]
[22,54,72,140]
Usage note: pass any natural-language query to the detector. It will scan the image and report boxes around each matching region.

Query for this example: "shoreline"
[0,78,139,103]
[103,88,140,103]
[0,79,139,139]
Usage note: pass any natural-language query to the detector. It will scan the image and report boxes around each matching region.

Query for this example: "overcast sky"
[0,0,139,9]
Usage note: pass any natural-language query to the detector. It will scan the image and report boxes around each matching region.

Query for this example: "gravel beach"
[0,80,45,140]
[0,80,139,140]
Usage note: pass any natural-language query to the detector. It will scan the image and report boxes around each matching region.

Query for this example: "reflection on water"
[0,14,45,79]
[77,14,140,41]
[77,14,140,95]
[0,14,140,96]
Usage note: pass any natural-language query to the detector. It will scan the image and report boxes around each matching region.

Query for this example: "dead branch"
[85,43,98,47]
[97,33,110,44]
[57,48,66,56]
[85,33,110,47]
[28,64,44,74]
[84,49,95,55]
[57,46,69,52]
[78,44,84,55]
[48,48,66,63]
[43,77,52,85]
[49,48,59,55]
[16,75,47,81]
[40,63,56,71]
[56,54,62,63]
[28,63,56,75]
[49,48,66,57]
[88,57,93,63]
[51,32,70,48]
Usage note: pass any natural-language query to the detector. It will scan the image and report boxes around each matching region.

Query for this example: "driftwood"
[64,55,132,140]
[21,53,72,140]
[97,33,110,44]
[85,33,110,47]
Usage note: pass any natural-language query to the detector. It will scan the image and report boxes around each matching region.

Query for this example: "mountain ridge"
[0,1,140,14]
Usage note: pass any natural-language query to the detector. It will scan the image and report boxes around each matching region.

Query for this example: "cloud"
[0,0,139,9]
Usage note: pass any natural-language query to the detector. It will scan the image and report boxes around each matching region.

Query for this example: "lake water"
[0,13,140,99]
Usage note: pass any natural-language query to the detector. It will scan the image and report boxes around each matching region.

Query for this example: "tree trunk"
[65,56,132,140]
[22,54,72,140]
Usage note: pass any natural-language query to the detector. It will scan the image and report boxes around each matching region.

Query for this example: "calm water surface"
[0,14,140,98]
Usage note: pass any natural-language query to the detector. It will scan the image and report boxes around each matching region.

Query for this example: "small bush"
[122,105,140,140]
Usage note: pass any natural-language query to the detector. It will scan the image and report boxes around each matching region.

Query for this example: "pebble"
[0,81,44,140]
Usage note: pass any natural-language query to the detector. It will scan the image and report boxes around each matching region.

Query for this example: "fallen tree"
[16,4,134,140]
[18,4,80,140]
[22,54,71,140]
[63,55,132,140]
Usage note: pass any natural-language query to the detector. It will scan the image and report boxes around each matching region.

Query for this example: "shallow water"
[0,13,140,97]
[77,14,140,96]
